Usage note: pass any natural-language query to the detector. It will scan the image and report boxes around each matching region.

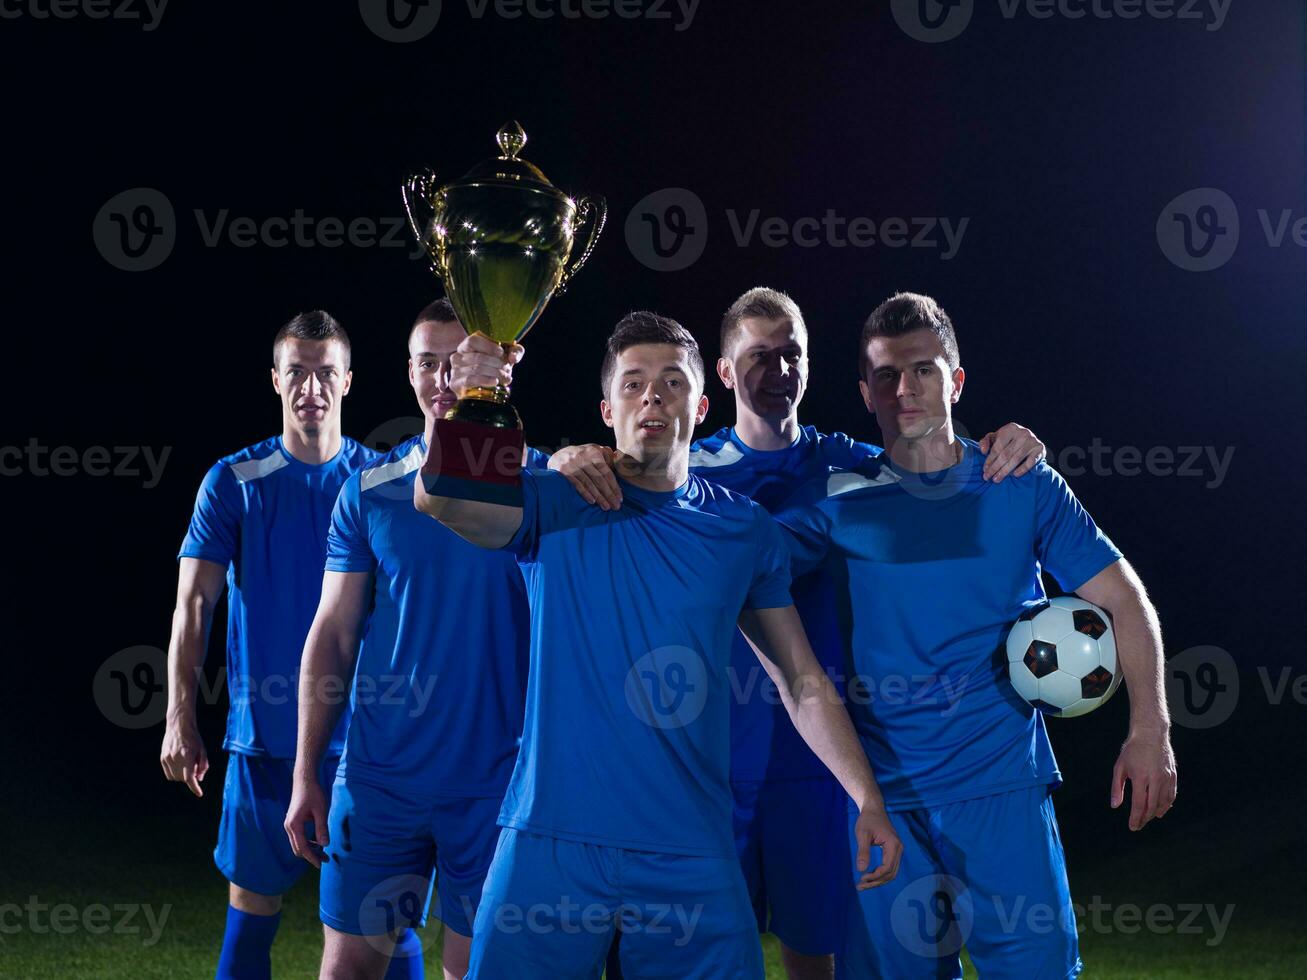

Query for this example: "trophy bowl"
[403,121,605,428]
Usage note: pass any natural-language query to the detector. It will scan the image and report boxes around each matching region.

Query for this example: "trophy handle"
[402,167,441,275]
[556,195,606,296]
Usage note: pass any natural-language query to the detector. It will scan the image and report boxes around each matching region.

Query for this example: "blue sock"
[216,905,280,980]
[384,928,426,980]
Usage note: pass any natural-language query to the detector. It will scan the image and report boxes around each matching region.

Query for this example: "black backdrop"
[3,0,1305,920]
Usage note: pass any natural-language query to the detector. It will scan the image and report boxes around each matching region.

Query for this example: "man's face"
[859,329,964,444]
[408,318,465,422]
[271,338,351,437]
[601,343,708,457]
[717,316,808,424]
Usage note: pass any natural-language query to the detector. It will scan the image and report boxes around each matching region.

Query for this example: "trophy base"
[444,394,522,430]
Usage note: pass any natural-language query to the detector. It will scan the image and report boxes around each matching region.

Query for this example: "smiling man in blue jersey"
[549,287,1046,980]
[163,311,379,980]
[413,312,904,980]
[283,298,549,980]
[775,293,1178,979]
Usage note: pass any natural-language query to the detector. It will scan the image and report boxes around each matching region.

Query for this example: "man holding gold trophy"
[400,123,903,978]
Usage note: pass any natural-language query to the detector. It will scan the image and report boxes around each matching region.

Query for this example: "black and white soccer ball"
[1006,597,1121,718]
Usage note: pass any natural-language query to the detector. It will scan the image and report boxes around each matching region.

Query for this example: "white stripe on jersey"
[827,468,899,498]
[360,441,426,493]
[687,440,744,469]
[230,452,290,483]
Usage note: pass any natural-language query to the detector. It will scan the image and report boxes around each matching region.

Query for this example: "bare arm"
[739,604,903,889]
[412,332,527,549]
[413,466,524,550]
[1075,558,1177,830]
[284,570,370,867]
[160,557,226,797]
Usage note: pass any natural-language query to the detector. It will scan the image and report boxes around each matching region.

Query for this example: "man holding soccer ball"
[775,292,1177,978]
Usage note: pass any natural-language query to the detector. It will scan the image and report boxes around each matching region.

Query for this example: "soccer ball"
[1006,597,1121,718]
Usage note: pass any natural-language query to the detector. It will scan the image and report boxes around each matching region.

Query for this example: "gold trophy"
[402,120,606,430]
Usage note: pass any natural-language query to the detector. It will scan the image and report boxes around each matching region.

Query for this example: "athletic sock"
[215,905,280,980]
[384,928,426,979]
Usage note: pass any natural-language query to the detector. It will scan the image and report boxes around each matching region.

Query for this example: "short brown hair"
[859,292,959,378]
[272,310,350,369]
[720,287,806,358]
[600,311,705,396]
[408,297,460,347]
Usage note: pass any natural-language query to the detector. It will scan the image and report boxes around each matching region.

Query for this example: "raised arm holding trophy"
[402,121,605,503]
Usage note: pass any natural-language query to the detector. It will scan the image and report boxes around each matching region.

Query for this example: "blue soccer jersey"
[178,435,380,759]
[688,425,880,782]
[775,439,1122,811]
[500,469,794,858]
[325,435,550,797]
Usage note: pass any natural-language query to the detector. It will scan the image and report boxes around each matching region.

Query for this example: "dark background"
[2,0,1304,970]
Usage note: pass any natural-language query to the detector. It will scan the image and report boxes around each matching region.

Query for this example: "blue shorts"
[319,772,503,938]
[467,828,764,979]
[733,776,850,955]
[839,784,1081,980]
[214,752,339,897]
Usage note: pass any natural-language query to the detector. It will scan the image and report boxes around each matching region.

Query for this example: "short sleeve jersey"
[499,469,793,857]
[325,435,550,797]
[687,425,881,782]
[178,435,380,758]
[775,440,1122,811]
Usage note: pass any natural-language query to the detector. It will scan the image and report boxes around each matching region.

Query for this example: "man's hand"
[1111,730,1177,831]
[284,775,330,868]
[160,714,208,797]
[450,332,524,397]
[853,805,904,890]
[979,423,1046,482]
[549,444,623,510]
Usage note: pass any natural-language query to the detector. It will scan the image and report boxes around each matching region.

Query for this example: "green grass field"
[5,694,1304,979]
[2,783,1303,979]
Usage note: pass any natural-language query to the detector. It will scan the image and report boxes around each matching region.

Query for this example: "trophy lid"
[457,121,560,192]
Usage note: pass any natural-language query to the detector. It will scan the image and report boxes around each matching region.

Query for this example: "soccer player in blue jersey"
[775,293,1177,979]
[163,311,379,980]
[550,287,1046,980]
[283,298,548,980]
[414,312,904,979]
